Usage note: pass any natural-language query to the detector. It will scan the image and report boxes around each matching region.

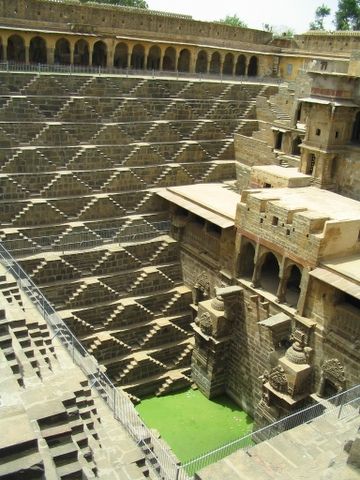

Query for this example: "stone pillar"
[275,258,286,303]
[190,53,197,74]
[106,46,113,68]
[251,243,261,288]
[127,52,131,69]
[231,60,236,76]
[206,57,210,74]
[69,42,75,65]
[174,49,179,71]
[160,47,165,71]
[25,44,30,64]
[47,44,55,65]
[3,37,7,62]
[89,43,94,66]
[144,45,150,70]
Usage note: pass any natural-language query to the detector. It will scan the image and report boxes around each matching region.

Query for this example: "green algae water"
[136,389,253,464]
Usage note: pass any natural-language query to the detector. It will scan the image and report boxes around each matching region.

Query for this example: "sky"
[147,0,340,34]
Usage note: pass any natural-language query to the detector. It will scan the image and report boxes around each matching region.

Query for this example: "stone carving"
[198,312,212,336]
[195,271,210,297]
[260,370,270,406]
[322,358,346,383]
[211,295,225,311]
[269,366,288,393]
[286,328,312,364]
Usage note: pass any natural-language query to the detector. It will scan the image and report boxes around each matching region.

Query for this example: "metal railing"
[0,241,358,479]
[0,61,282,85]
[177,384,360,477]
[3,220,171,257]
[0,240,186,479]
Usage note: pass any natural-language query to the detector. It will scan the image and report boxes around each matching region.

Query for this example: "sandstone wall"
[0,0,274,51]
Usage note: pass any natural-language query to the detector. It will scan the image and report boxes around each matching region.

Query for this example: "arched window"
[285,265,302,307]
[195,50,207,73]
[131,44,145,69]
[92,41,107,67]
[114,42,128,68]
[29,36,47,64]
[235,55,246,76]
[7,35,25,63]
[260,252,280,295]
[177,49,190,72]
[74,39,89,66]
[248,56,258,76]
[209,52,221,74]
[222,53,234,75]
[147,45,161,70]
[238,242,255,279]
[54,38,70,65]
[163,46,176,71]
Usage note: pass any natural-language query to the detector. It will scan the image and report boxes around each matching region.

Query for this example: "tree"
[79,0,148,8]
[309,4,331,30]
[218,14,248,28]
[335,0,360,30]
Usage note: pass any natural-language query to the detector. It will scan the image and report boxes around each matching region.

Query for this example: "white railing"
[0,62,282,85]
[2,221,171,257]
[0,241,186,480]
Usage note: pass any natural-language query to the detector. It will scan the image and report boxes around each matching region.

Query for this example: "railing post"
[175,464,180,480]
[337,390,345,419]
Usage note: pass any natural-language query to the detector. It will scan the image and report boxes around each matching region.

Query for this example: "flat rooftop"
[322,254,360,284]
[158,184,239,228]
[243,186,360,221]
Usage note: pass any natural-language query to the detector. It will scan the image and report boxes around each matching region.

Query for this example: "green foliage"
[79,0,148,8]
[218,14,248,28]
[335,0,360,30]
[309,4,331,30]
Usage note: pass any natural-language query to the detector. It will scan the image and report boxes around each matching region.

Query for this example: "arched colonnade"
[0,32,260,76]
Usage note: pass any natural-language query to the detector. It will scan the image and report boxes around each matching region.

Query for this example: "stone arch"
[209,52,221,74]
[163,46,176,71]
[114,42,128,68]
[54,38,71,65]
[195,50,208,73]
[147,45,161,70]
[131,44,145,69]
[92,41,107,67]
[29,36,47,64]
[284,264,302,307]
[177,49,190,72]
[318,359,346,399]
[74,39,89,66]
[248,56,258,76]
[292,136,302,155]
[7,34,26,63]
[238,241,256,279]
[259,251,280,295]
[223,53,234,75]
[235,55,246,76]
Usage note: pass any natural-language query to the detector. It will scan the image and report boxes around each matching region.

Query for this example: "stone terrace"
[0,264,147,479]
[0,72,277,400]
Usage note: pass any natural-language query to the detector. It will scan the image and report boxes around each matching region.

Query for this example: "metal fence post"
[337,391,345,419]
